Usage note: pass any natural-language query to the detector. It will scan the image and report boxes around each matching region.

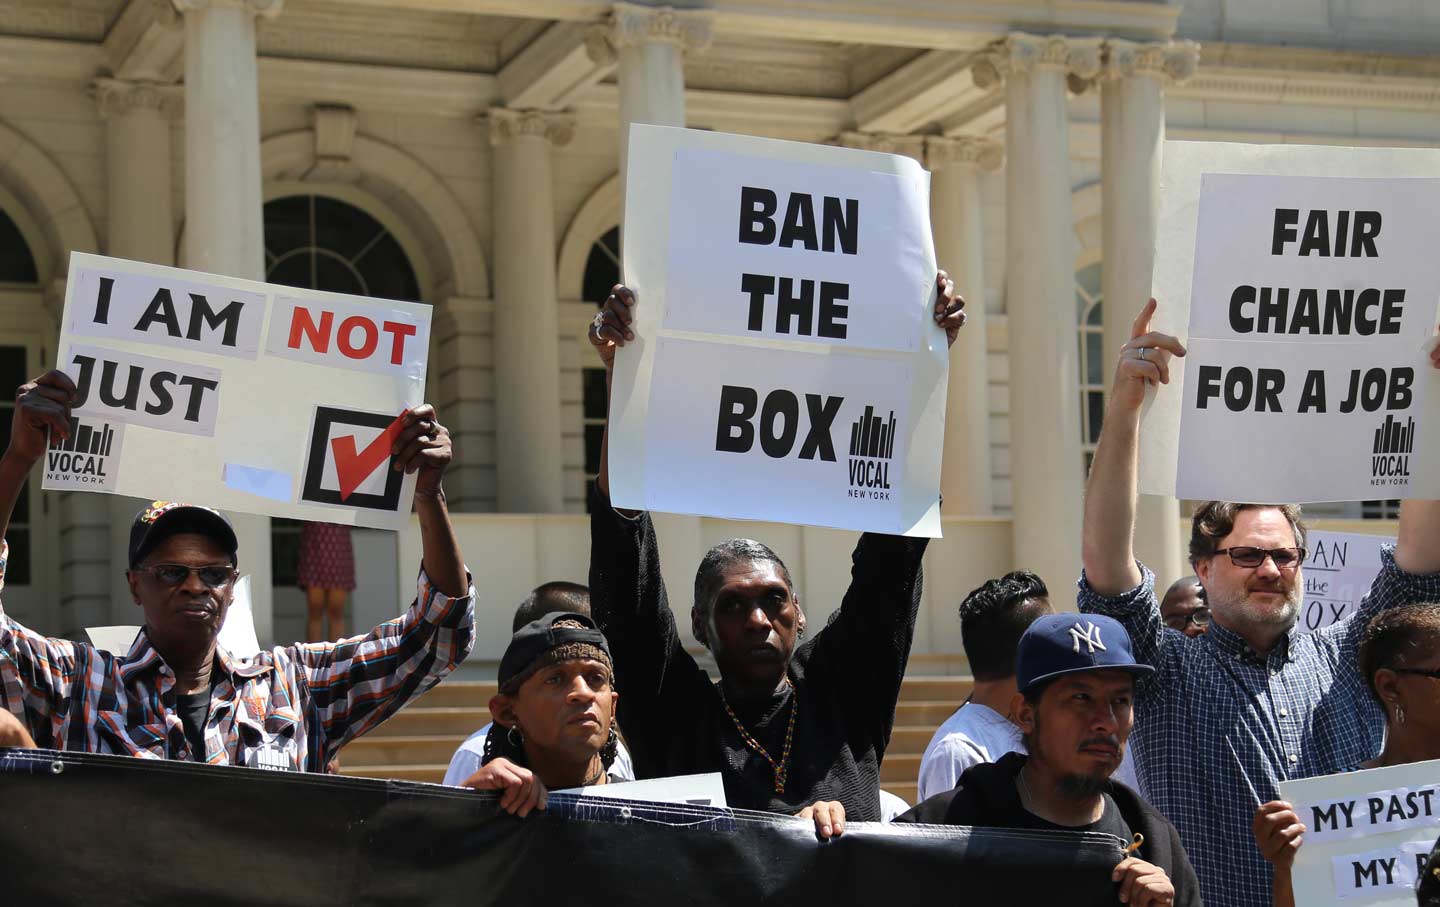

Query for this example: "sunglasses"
[1214,546,1307,569]
[134,563,237,588]
[1393,667,1440,680]
[1165,607,1211,630]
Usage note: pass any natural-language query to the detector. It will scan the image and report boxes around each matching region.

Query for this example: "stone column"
[487,109,573,513]
[173,0,281,643]
[94,77,183,627]
[1100,39,1200,586]
[972,33,1100,599]
[592,2,713,206]
[927,135,1003,516]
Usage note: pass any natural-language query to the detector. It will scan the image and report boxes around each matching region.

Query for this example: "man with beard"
[895,613,1198,907]
[1078,299,1440,907]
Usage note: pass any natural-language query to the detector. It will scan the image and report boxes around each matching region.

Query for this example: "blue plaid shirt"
[1078,548,1440,907]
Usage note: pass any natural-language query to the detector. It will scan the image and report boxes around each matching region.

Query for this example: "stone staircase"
[339,676,972,809]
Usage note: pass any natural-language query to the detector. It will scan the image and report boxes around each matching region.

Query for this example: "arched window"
[262,195,422,582]
[582,226,620,509]
[0,209,39,285]
[1076,262,1105,474]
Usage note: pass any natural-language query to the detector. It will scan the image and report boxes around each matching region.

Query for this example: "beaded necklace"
[718,680,797,795]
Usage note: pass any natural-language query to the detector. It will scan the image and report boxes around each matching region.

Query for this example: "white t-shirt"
[916,702,1023,802]
[915,701,1143,803]
[442,722,636,787]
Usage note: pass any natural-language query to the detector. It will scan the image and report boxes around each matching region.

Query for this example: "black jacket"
[894,752,1202,907]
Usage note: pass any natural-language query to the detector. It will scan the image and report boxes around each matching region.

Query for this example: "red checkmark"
[331,413,406,501]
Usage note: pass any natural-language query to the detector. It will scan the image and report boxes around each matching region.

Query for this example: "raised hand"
[7,370,77,465]
[932,270,966,348]
[1112,299,1186,415]
[588,284,637,370]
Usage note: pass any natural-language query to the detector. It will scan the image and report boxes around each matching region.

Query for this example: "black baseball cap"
[497,612,612,693]
[128,501,239,569]
[1015,614,1154,694]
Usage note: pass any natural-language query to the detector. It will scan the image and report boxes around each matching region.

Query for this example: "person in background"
[442,582,635,786]
[1080,299,1440,907]
[1254,602,1440,907]
[895,614,1199,907]
[916,570,1053,801]
[299,522,355,642]
[1159,576,1207,638]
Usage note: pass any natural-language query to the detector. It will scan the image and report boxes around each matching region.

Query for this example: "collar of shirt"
[118,628,274,686]
[1201,617,1297,668]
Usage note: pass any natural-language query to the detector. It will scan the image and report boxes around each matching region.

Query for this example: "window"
[582,226,620,511]
[0,346,33,584]
[262,194,422,582]
[0,211,39,285]
[1076,263,1105,475]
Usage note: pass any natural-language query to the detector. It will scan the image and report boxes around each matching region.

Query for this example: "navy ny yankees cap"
[1015,613,1154,694]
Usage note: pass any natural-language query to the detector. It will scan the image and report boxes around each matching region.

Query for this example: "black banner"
[2,749,1128,906]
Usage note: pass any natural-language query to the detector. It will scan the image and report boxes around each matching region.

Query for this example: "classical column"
[1100,39,1200,585]
[591,2,713,204]
[173,0,280,642]
[94,77,182,627]
[927,135,1003,516]
[972,33,1100,598]
[488,109,573,513]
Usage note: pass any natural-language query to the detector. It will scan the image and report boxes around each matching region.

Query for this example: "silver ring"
[592,312,605,329]
[1137,346,1149,360]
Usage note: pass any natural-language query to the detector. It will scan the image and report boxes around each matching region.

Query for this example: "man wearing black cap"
[458,611,623,815]
[895,614,1199,907]
[0,370,474,771]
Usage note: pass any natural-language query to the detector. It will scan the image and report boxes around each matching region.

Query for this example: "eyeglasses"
[134,564,237,588]
[1164,607,1211,630]
[1214,546,1307,569]
[1393,667,1440,680]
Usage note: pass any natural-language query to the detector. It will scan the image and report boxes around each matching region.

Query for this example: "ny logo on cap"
[1070,621,1107,655]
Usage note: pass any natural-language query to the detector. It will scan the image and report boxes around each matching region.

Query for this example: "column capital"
[1101,39,1201,85]
[971,33,1104,91]
[924,135,1004,173]
[834,131,926,163]
[92,77,183,119]
[485,108,576,148]
[171,0,283,18]
[595,2,714,57]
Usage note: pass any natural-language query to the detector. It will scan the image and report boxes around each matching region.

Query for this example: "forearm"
[1272,867,1295,907]
[1395,498,1440,575]
[416,489,466,599]
[1082,401,1143,595]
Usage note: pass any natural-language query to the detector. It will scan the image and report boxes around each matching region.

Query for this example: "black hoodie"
[893,751,1201,907]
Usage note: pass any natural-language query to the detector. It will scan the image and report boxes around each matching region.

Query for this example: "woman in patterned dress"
[299,521,356,641]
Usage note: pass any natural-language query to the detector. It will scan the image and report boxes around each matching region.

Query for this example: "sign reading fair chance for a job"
[44,253,430,530]
[611,125,945,536]
[1171,159,1440,502]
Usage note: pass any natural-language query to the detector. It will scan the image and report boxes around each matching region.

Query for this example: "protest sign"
[1300,530,1393,633]
[613,124,944,536]
[44,253,430,529]
[1141,143,1440,503]
[1282,760,1440,905]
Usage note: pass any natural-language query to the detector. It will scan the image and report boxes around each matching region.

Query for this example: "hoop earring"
[507,725,524,747]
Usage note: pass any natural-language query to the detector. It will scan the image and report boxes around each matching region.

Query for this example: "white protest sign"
[1142,143,1440,503]
[44,253,430,530]
[1300,530,1393,633]
[1282,760,1440,906]
[613,125,944,536]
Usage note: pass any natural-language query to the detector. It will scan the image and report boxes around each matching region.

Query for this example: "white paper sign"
[614,125,944,536]
[1283,761,1440,906]
[1300,530,1392,633]
[557,772,729,808]
[45,254,431,530]
[1143,143,1440,502]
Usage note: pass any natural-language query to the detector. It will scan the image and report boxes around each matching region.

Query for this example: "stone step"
[880,754,921,783]
[340,763,448,784]
[369,707,490,738]
[410,681,496,709]
[896,677,970,702]
[344,734,471,766]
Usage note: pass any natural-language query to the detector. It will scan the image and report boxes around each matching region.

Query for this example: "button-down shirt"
[0,543,474,771]
[1078,548,1440,907]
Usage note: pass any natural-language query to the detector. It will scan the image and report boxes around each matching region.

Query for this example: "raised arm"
[1392,330,1440,574]
[1082,300,1186,596]
[293,406,475,760]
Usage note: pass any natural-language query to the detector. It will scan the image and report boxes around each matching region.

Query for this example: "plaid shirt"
[0,543,474,772]
[1078,548,1440,907]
